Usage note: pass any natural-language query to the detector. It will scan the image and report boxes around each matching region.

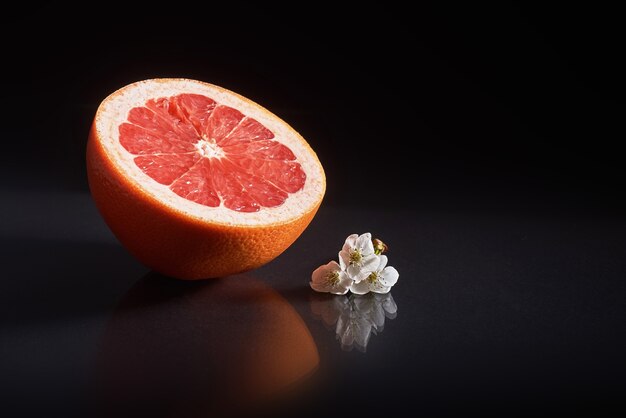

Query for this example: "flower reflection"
[310,292,397,352]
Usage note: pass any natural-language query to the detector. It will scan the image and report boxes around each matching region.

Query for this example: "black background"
[4,2,624,211]
[1,3,625,418]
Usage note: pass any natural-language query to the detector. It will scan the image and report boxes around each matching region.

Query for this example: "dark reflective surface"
[92,272,318,418]
[3,4,626,418]
[2,192,626,418]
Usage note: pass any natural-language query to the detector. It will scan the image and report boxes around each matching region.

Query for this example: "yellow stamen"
[326,271,340,286]
[349,249,362,264]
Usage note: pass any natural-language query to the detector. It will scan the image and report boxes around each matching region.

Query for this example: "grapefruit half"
[87,78,325,279]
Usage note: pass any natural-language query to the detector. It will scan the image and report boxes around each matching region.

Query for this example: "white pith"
[94,78,325,226]
[194,136,225,159]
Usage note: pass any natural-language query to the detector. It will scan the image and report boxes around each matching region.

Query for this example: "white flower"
[350,255,399,295]
[339,232,379,282]
[310,260,353,295]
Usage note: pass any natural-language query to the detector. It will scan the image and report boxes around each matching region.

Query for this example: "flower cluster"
[310,232,399,295]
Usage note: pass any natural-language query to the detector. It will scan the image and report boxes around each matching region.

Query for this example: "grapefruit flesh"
[87,79,325,279]
[119,94,306,212]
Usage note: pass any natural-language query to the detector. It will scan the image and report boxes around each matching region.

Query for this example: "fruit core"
[195,136,225,159]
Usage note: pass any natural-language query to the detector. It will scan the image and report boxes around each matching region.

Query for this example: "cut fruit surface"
[119,93,306,212]
[87,78,325,279]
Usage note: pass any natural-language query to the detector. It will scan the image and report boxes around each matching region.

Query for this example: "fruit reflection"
[94,272,319,417]
[310,292,398,352]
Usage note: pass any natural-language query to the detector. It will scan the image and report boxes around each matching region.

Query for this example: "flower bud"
[373,238,388,255]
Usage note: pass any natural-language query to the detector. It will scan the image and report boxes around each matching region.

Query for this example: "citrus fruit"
[87,78,325,279]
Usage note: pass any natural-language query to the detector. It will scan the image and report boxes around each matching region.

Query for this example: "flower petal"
[338,271,353,288]
[327,260,342,272]
[338,250,350,271]
[329,281,351,295]
[361,254,381,273]
[356,233,374,255]
[378,266,399,287]
[370,284,392,294]
[350,280,371,295]
[310,264,328,285]
[311,261,336,282]
[347,264,370,282]
[342,234,358,252]
[377,255,388,271]
[310,260,342,293]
